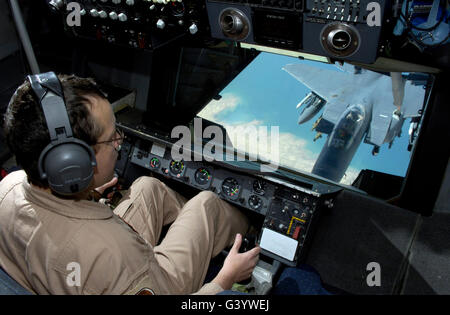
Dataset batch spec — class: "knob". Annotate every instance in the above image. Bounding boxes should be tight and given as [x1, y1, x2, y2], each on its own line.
[126, 0, 135, 5]
[80, 9, 86, 16]
[90, 9, 99, 17]
[189, 23, 198, 34]
[112, 0, 121, 4]
[49, 0, 64, 10]
[118, 13, 128, 22]
[219, 9, 250, 40]
[156, 19, 165, 29]
[109, 11, 118, 20]
[99, 10, 108, 19]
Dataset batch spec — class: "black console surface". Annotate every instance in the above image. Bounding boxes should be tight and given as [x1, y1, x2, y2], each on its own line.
[115, 121, 341, 266]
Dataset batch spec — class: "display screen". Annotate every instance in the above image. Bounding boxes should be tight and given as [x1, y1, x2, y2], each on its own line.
[253, 9, 302, 48]
[198, 52, 431, 201]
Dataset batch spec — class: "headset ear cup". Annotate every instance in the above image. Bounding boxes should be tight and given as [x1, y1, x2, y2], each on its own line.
[39, 140, 97, 195]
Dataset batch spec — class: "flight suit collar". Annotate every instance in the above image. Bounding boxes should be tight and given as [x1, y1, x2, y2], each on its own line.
[22, 176, 113, 220]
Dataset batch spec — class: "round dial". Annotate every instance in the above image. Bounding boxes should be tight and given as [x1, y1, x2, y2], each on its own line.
[222, 178, 240, 198]
[150, 157, 160, 169]
[252, 180, 266, 195]
[170, 2, 185, 17]
[248, 195, 263, 210]
[169, 160, 185, 175]
[195, 168, 212, 185]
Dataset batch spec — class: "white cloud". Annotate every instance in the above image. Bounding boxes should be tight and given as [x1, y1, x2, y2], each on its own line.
[341, 167, 360, 185]
[198, 93, 241, 123]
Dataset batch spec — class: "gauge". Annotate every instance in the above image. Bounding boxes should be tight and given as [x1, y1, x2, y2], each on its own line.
[252, 180, 266, 195]
[170, 1, 185, 17]
[195, 168, 212, 185]
[222, 178, 240, 198]
[169, 160, 185, 175]
[149, 157, 160, 169]
[248, 195, 263, 211]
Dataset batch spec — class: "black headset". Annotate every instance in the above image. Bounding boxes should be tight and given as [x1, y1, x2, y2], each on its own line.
[27, 72, 97, 195]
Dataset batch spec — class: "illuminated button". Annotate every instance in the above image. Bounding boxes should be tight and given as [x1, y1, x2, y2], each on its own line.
[189, 23, 198, 35]
[293, 226, 301, 240]
[156, 19, 165, 29]
[109, 11, 118, 20]
[90, 9, 99, 17]
[118, 13, 128, 22]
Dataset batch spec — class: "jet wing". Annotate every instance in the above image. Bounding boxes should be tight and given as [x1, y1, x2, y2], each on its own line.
[365, 76, 426, 147]
[283, 63, 355, 126]
[402, 80, 427, 118]
[366, 104, 393, 146]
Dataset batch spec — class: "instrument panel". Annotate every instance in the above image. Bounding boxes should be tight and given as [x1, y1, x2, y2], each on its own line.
[56, 0, 208, 50]
[120, 133, 328, 266]
[129, 139, 276, 216]
[51, 0, 386, 63]
[205, 0, 387, 63]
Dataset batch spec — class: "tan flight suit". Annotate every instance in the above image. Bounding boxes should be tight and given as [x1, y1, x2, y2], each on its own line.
[0, 171, 248, 294]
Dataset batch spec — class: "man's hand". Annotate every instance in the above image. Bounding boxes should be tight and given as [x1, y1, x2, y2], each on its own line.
[93, 176, 118, 199]
[212, 233, 261, 290]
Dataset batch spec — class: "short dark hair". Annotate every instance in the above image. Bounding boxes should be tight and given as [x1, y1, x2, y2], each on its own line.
[3, 74, 107, 189]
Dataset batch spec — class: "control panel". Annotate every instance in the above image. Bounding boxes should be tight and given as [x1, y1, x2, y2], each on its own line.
[128, 138, 275, 216]
[118, 128, 329, 266]
[53, 0, 208, 50]
[205, 0, 387, 63]
[307, 0, 367, 24]
[303, 0, 387, 62]
[51, 0, 387, 62]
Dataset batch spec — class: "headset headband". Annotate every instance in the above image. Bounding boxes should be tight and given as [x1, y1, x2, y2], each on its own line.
[27, 72, 74, 142]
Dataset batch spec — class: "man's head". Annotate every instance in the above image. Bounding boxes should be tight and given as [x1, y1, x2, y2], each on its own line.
[3, 74, 121, 196]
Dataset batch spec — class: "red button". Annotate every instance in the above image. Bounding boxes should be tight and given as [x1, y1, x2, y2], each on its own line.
[293, 226, 301, 240]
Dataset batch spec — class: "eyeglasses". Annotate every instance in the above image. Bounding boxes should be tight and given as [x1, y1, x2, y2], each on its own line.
[95, 128, 124, 152]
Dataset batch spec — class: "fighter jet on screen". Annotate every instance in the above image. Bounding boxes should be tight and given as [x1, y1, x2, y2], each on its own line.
[283, 62, 427, 183]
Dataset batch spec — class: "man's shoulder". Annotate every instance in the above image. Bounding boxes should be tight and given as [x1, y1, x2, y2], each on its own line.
[0, 170, 27, 200]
